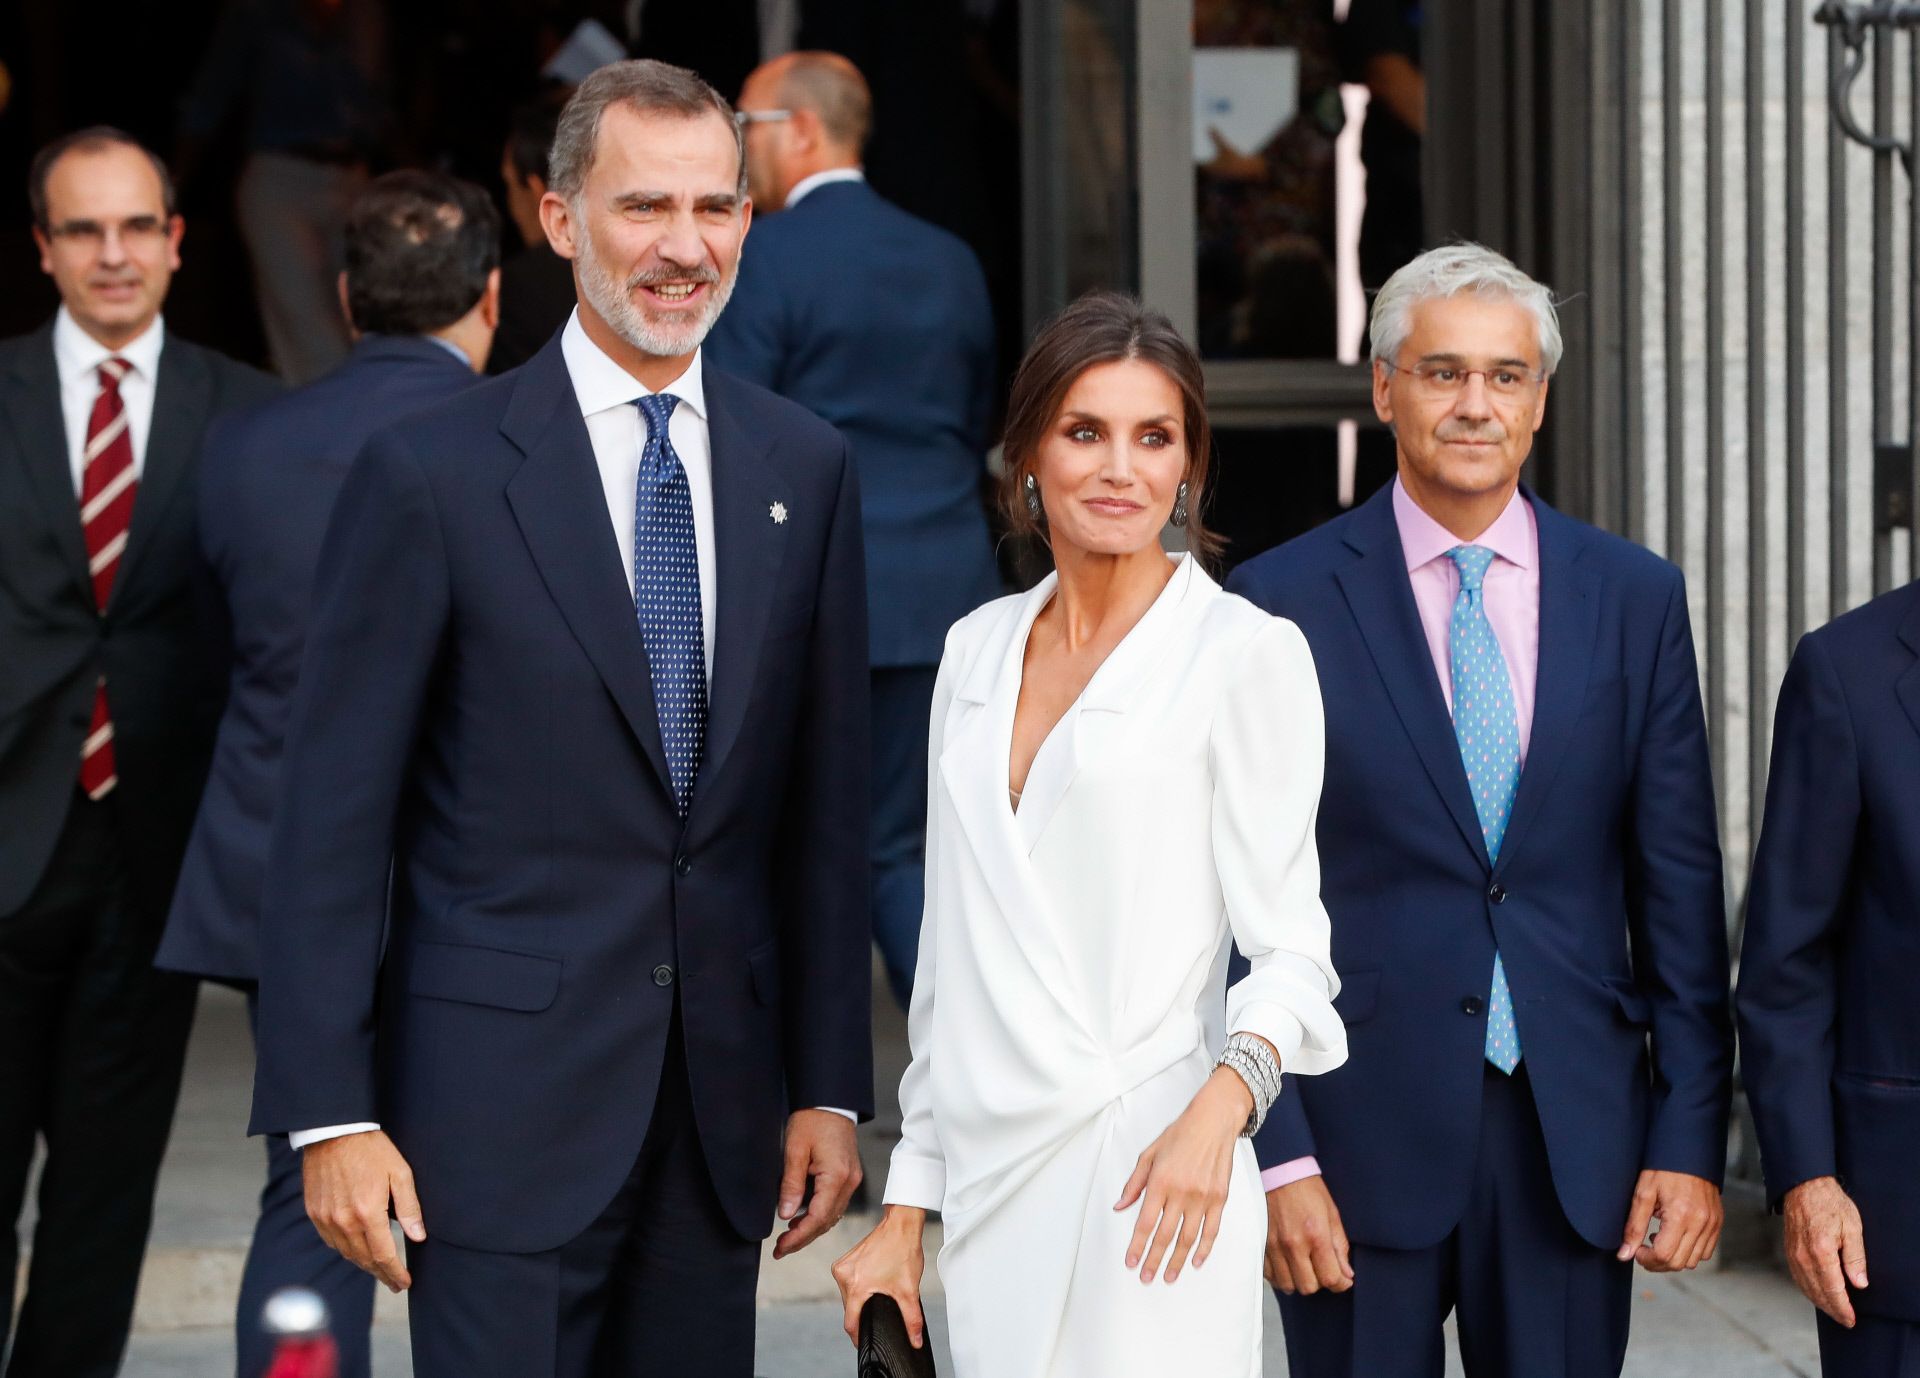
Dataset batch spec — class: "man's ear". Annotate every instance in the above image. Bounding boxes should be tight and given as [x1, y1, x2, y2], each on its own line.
[538, 190, 577, 260]
[481, 267, 502, 329]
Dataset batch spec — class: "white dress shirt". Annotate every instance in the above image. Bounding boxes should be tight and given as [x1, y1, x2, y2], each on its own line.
[782, 166, 865, 210]
[293, 311, 850, 1149]
[54, 306, 165, 494]
[561, 308, 718, 677]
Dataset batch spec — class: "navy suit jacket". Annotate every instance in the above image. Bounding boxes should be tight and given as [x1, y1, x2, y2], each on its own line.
[706, 179, 1001, 667]
[159, 336, 481, 983]
[1227, 484, 1733, 1252]
[1739, 580, 1920, 1321]
[249, 336, 873, 1254]
[0, 323, 278, 921]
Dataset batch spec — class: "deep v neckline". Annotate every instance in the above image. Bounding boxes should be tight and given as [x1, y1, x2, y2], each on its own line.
[1005, 557, 1186, 819]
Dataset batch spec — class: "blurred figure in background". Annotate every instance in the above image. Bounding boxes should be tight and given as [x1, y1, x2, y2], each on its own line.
[711, 50, 1002, 1010]
[157, 169, 500, 1378]
[0, 127, 278, 1378]
[178, 0, 391, 384]
[491, 86, 579, 375]
[1340, 0, 1426, 297]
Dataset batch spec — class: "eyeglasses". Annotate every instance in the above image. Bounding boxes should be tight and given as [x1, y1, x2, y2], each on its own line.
[44, 215, 171, 251]
[734, 109, 792, 127]
[1380, 358, 1546, 399]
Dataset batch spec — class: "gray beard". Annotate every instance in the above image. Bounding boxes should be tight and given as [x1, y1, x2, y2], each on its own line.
[574, 226, 735, 358]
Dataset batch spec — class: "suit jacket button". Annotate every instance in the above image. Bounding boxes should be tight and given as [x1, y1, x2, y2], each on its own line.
[1487, 883, 1507, 904]
[1462, 996, 1485, 1017]
[652, 964, 675, 987]
[674, 854, 692, 878]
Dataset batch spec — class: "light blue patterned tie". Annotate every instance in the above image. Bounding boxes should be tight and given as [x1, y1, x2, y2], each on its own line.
[1448, 545, 1523, 1075]
[633, 393, 706, 821]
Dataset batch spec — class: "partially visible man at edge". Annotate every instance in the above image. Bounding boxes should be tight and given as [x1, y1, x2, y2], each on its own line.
[0, 127, 278, 1377]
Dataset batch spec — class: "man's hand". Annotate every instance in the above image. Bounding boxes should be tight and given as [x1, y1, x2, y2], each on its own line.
[302, 1130, 425, 1292]
[1617, 1169, 1723, 1272]
[1264, 1176, 1354, 1295]
[773, 1109, 862, 1260]
[1783, 1176, 1869, 1327]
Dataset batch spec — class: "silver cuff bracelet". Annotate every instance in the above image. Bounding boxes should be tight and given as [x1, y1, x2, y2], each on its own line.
[1218, 1032, 1283, 1138]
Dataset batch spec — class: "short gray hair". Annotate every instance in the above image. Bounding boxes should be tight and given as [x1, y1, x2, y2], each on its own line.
[548, 59, 746, 202]
[1369, 243, 1565, 376]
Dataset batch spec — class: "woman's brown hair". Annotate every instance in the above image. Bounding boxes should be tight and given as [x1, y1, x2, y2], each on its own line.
[999, 290, 1222, 566]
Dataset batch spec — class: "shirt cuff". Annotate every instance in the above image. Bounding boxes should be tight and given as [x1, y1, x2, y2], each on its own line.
[289, 1122, 382, 1151]
[814, 1107, 857, 1124]
[1260, 1156, 1323, 1192]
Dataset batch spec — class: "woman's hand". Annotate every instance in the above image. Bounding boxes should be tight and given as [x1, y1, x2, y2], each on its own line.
[1114, 1065, 1253, 1284]
[831, 1204, 928, 1348]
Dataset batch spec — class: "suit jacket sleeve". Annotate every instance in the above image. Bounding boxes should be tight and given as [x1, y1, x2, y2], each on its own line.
[774, 439, 873, 1116]
[1735, 631, 1854, 1202]
[1627, 571, 1735, 1183]
[249, 427, 450, 1135]
[882, 628, 961, 1210]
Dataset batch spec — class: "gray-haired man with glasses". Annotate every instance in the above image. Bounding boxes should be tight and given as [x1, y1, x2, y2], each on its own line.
[1227, 243, 1733, 1377]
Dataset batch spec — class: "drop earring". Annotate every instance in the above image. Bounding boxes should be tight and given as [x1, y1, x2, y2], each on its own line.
[1171, 480, 1190, 528]
[1024, 473, 1043, 521]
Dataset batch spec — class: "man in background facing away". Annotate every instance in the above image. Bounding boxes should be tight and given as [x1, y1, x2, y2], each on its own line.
[710, 50, 1002, 1009]
[158, 169, 501, 1378]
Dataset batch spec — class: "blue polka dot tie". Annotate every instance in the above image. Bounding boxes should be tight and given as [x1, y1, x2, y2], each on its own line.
[633, 393, 706, 821]
[1448, 545, 1523, 1075]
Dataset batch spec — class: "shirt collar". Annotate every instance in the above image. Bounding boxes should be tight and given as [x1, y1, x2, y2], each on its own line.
[53, 305, 165, 388]
[559, 307, 707, 422]
[421, 333, 472, 369]
[784, 166, 865, 209]
[1391, 475, 1536, 573]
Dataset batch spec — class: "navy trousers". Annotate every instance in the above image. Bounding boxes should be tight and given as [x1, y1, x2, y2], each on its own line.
[870, 665, 938, 1009]
[236, 994, 375, 1378]
[1820, 1312, 1920, 1377]
[1276, 1064, 1633, 1378]
[404, 1010, 761, 1378]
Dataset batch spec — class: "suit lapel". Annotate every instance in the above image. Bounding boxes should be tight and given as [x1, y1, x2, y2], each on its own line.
[501, 341, 673, 800]
[0, 327, 91, 599]
[1493, 495, 1599, 874]
[1895, 590, 1920, 742]
[695, 373, 791, 798]
[116, 337, 212, 602]
[1334, 488, 1491, 868]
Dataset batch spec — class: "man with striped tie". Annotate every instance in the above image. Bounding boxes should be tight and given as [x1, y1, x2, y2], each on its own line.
[250, 62, 870, 1377]
[0, 128, 277, 1376]
[1227, 244, 1734, 1377]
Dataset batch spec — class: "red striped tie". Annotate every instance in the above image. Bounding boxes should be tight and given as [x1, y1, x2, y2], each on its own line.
[78, 356, 138, 801]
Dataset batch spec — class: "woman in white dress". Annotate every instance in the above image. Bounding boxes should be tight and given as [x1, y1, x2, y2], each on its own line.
[831, 293, 1348, 1376]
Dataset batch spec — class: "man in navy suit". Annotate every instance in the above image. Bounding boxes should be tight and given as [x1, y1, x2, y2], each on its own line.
[1740, 582, 1920, 1375]
[250, 61, 871, 1378]
[157, 169, 502, 1378]
[709, 51, 1001, 1007]
[1227, 244, 1734, 1376]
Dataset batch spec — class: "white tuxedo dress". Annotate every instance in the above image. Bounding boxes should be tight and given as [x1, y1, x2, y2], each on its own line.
[882, 556, 1348, 1377]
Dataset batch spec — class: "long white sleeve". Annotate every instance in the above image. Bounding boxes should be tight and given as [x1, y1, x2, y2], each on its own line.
[1212, 618, 1348, 1078]
[882, 642, 960, 1210]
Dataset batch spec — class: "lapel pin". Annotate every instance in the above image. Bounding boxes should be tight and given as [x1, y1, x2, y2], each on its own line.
[769, 501, 788, 525]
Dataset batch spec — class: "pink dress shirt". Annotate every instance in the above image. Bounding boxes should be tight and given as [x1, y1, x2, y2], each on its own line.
[1260, 478, 1541, 1192]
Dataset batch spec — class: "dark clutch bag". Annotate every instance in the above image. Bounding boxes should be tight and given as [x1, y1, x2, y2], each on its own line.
[857, 1294, 937, 1378]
